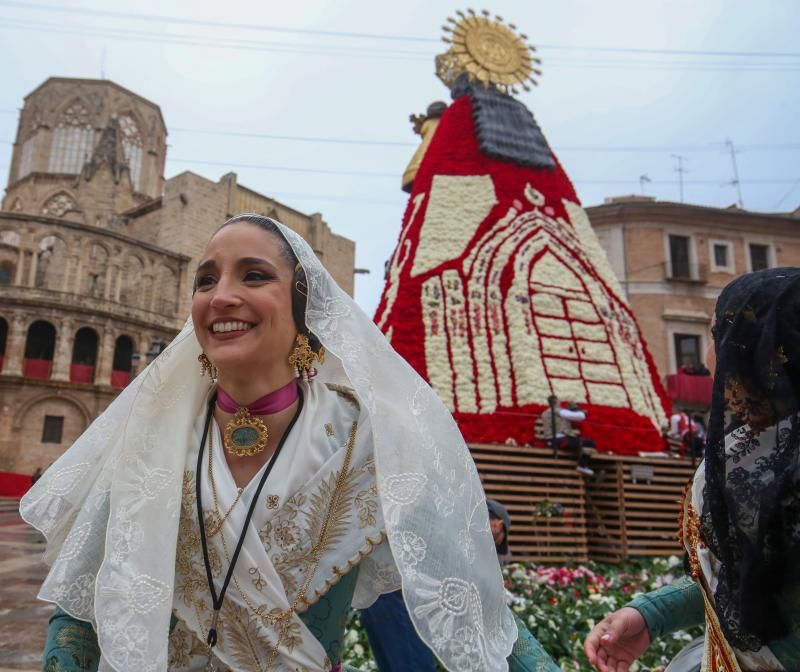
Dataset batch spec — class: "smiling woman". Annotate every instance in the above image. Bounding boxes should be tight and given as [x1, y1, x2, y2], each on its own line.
[20, 214, 559, 672]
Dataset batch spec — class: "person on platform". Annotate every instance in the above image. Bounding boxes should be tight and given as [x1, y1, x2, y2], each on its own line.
[22, 214, 559, 672]
[540, 396, 596, 476]
[584, 267, 800, 672]
[667, 410, 704, 458]
[487, 498, 512, 559]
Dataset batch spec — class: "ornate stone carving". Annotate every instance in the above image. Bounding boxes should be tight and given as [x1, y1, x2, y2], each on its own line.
[41, 193, 78, 218]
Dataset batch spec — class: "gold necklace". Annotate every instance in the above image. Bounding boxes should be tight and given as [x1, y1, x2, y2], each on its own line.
[207, 427, 244, 538]
[223, 407, 269, 457]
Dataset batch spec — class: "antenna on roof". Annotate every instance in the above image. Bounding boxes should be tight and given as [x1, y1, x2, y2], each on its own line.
[725, 139, 744, 208]
[671, 154, 687, 203]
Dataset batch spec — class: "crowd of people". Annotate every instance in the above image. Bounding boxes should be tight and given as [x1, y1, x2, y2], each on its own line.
[19, 214, 800, 672]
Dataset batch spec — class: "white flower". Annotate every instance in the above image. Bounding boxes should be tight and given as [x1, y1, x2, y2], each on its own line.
[353, 643, 365, 657]
[344, 629, 360, 646]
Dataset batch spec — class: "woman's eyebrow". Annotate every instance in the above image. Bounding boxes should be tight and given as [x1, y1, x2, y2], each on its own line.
[238, 257, 278, 269]
[195, 259, 216, 273]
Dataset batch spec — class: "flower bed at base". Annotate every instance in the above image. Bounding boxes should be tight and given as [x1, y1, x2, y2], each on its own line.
[342, 557, 704, 672]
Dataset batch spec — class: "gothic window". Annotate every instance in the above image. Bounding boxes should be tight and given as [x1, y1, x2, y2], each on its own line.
[41, 192, 78, 218]
[72, 327, 99, 367]
[16, 111, 43, 180]
[119, 114, 143, 191]
[48, 102, 94, 174]
[24, 320, 56, 360]
[17, 136, 37, 180]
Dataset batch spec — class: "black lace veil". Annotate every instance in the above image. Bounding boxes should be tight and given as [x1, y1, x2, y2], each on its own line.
[700, 267, 800, 650]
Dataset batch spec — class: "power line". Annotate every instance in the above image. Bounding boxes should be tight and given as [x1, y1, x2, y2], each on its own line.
[0, 19, 432, 61]
[772, 178, 800, 209]
[170, 127, 416, 148]
[3, 132, 800, 154]
[0, 0, 438, 43]
[164, 157, 800, 184]
[3, 0, 800, 61]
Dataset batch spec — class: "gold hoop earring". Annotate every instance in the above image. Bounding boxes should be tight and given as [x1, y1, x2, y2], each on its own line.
[198, 353, 217, 381]
[288, 334, 324, 380]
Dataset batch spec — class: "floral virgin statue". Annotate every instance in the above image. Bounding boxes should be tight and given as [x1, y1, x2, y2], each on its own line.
[376, 11, 670, 453]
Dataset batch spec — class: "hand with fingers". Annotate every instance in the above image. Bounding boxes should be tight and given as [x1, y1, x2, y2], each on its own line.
[584, 606, 651, 672]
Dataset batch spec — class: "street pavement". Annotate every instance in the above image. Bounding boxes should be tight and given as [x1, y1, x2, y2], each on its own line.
[0, 497, 48, 671]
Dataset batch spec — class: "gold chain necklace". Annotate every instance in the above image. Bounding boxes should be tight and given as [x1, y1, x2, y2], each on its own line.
[207, 427, 244, 538]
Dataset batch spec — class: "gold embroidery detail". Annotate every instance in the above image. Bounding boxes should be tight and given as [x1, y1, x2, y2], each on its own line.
[323, 383, 360, 409]
[324, 423, 334, 437]
[678, 485, 702, 579]
[679, 484, 742, 672]
[266, 494, 279, 510]
[206, 421, 362, 668]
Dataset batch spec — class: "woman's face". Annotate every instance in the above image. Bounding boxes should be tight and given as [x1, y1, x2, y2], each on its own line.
[192, 223, 297, 381]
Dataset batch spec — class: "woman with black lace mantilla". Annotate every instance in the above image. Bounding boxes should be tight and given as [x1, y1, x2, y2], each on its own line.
[585, 267, 800, 672]
[22, 214, 558, 672]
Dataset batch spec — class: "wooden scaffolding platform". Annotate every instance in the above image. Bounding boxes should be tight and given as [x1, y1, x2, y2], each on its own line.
[470, 442, 697, 564]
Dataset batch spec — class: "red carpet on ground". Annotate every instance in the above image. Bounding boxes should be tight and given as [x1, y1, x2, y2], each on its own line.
[0, 471, 32, 498]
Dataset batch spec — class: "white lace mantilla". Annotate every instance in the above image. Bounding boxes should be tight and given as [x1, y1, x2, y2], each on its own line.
[19, 217, 516, 672]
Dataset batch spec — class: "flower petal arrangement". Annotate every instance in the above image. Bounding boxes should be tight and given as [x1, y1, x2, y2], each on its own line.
[344, 557, 702, 671]
[375, 74, 671, 454]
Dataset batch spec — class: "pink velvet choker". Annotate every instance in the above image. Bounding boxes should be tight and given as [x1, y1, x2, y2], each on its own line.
[216, 379, 299, 415]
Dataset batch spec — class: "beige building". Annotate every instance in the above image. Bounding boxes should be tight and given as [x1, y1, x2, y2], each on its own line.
[0, 77, 355, 474]
[587, 195, 800, 381]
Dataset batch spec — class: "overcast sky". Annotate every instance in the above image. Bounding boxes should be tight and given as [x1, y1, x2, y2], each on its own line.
[1, 0, 798, 314]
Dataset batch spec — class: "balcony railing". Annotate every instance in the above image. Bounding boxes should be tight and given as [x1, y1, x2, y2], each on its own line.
[111, 369, 131, 389]
[70, 363, 95, 384]
[23, 358, 52, 379]
[663, 262, 708, 283]
[665, 371, 713, 406]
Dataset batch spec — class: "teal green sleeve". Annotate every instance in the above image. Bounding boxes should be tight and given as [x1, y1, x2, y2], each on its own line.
[44, 609, 178, 672]
[301, 565, 360, 665]
[43, 608, 101, 672]
[626, 575, 705, 639]
[507, 613, 561, 672]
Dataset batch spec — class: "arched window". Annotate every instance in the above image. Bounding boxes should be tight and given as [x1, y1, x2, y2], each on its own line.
[111, 335, 135, 388]
[23, 320, 56, 379]
[0, 316, 7, 372]
[119, 114, 143, 191]
[48, 102, 94, 174]
[71, 326, 98, 383]
[0, 261, 14, 285]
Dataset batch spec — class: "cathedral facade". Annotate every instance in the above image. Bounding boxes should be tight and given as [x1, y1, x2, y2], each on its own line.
[0, 77, 355, 474]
